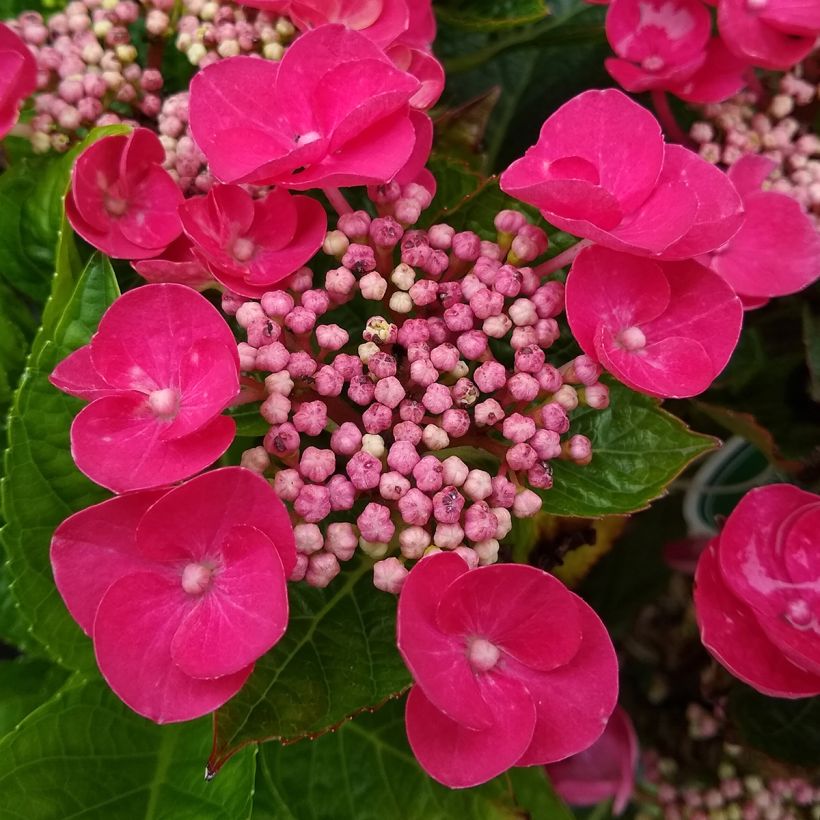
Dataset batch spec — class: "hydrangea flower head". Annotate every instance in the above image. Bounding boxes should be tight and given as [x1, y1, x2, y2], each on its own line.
[694, 483, 820, 698]
[0, 22, 36, 138]
[546, 706, 639, 815]
[50, 283, 240, 492]
[189, 25, 429, 189]
[66, 128, 184, 260]
[565, 245, 743, 398]
[180, 184, 327, 297]
[396, 552, 618, 787]
[50, 467, 296, 722]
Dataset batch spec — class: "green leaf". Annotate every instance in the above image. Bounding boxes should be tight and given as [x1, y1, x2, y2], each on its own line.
[0, 658, 69, 739]
[0, 252, 119, 669]
[539, 380, 717, 517]
[729, 685, 820, 767]
[422, 154, 486, 225]
[227, 403, 269, 438]
[802, 303, 820, 403]
[435, 0, 548, 30]
[252, 697, 571, 820]
[0, 678, 256, 819]
[210, 558, 411, 773]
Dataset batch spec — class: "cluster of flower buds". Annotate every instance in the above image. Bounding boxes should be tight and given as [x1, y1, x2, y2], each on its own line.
[229, 193, 607, 592]
[156, 92, 213, 195]
[175, 0, 295, 67]
[690, 68, 820, 221]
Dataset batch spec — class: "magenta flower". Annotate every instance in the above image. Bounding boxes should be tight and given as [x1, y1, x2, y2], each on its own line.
[396, 552, 618, 788]
[718, 0, 819, 70]
[66, 128, 184, 260]
[50, 284, 240, 493]
[180, 184, 327, 298]
[565, 245, 742, 398]
[604, 0, 712, 94]
[132, 236, 214, 290]
[189, 25, 427, 189]
[694, 484, 820, 698]
[499, 90, 743, 258]
[50, 467, 296, 722]
[546, 706, 639, 815]
[0, 22, 36, 139]
[703, 155, 820, 299]
[666, 37, 750, 104]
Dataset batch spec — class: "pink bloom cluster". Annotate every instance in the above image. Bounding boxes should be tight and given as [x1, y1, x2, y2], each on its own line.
[694, 483, 820, 698]
[0, 22, 36, 139]
[597, 0, 820, 102]
[229, 197, 607, 588]
[51, 283, 240, 492]
[396, 552, 618, 787]
[51, 467, 296, 722]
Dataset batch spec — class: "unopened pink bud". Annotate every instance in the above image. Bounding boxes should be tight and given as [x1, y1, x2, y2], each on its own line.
[430, 343, 459, 372]
[287, 351, 317, 379]
[532, 281, 564, 319]
[541, 402, 570, 433]
[373, 557, 408, 594]
[261, 393, 291, 425]
[480, 241, 503, 261]
[347, 450, 382, 490]
[299, 446, 335, 483]
[333, 354, 362, 381]
[562, 354, 601, 386]
[502, 413, 536, 443]
[239, 446, 270, 474]
[441, 408, 470, 438]
[290, 553, 308, 582]
[342, 243, 377, 274]
[358, 502, 395, 543]
[536, 364, 563, 393]
[584, 382, 610, 409]
[379, 470, 411, 501]
[507, 373, 539, 402]
[512, 488, 542, 517]
[273, 468, 303, 501]
[337, 210, 371, 241]
[293, 400, 327, 436]
[474, 360, 507, 393]
[325, 267, 356, 300]
[409, 279, 438, 307]
[427, 223, 454, 249]
[314, 365, 344, 397]
[509, 298, 537, 326]
[470, 287, 504, 320]
[492, 507, 513, 539]
[474, 539, 500, 565]
[413, 455, 444, 493]
[261, 290, 295, 317]
[553, 384, 579, 411]
[359, 271, 387, 300]
[506, 442, 538, 471]
[265, 371, 294, 396]
[464, 501, 498, 542]
[490, 475, 516, 508]
[451, 231, 481, 261]
[564, 434, 593, 465]
[327, 475, 356, 511]
[284, 306, 316, 335]
[238, 342, 257, 371]
[528, 461, 554, 489]
[454, 546, 480, 569]
[294, 484, 332, 523]
[363, 402, 393, 434]
[398, 488, 433, 526]
[256, 341, 290, 372]
[347, 375, 376, 406]
[399, 399, 425, 424]
[374, 376, 405, 409]
[474, 398, 505, 427]
[325, 522, 358, 561]
[399, 525, 431, 558]
[368, 352, 397, 379]
[494, 209, 527, 234]
[294, 523, 323, 555]
[369, 215, 403, 248]
[457, 330, 488, 360]
[433, 522, 464, 548]
[301, 289, 330, 316]
[422, 383, 453, 415]
[514, 344, 545, 374]
[393, 421, 422, 444]
[408, 357, 437, 388]
[306, 551, 341, 588]
[494, 265, 522, 298]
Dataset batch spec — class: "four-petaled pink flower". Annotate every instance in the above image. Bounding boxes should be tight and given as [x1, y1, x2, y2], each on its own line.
[397, 552, 618, 788]
[703, 155, 820, 300]
[565, 245, 743, 398]
[50, 283, 240, 493]
[694, 483, 820, 699]
[546, 706, 639, 815]
[189, 25, 430, 189]
[499, 89, 743, 259]
[0, 22, 37, 139]
[66, 128, 184, 260]
[180, 184, 327, 298]
[50, 467, 297, 722]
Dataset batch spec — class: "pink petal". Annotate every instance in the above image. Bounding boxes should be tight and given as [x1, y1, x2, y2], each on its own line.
[69, 135, 126, 228]
[726, 153, 777, 198]
[396, 552, 494, 730]
[50, 489, 167, 633]
[91, 283, 238, 392]
[779, 501, 820, 585]
[405, 674, 537, 788]
[435, 563, 583, 672]
[93, 571, 253, 722]
[387, 45, 444, 110]
[694, 540, 820, 698]
[513, 596, 619, 765]
[759, 0, 820, 36]
[657, 145, 744, 259]
[132, 235, 214, 289]
[392, 109, 433, 187]
[171, 524, 288, 678]
[669, 37, 750, 104]
[605, 53, 705, 94]
[136, 466, 297, 578]
[71, 395, 236, 492]
[709, 191, 820, 297]
[50, 344, 118, 401]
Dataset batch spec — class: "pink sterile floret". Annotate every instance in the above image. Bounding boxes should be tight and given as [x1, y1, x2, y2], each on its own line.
[132, 235, 214, 290]
[50, 467, 297, 723]
[0, 22, 37, 139]
[546, 705, 639, 815]
[499, 89, 743, 259]
[397, 552, 618, 788]
[718, 0, 820, 71]
[66, 128, 183, 260]
[50, 283, 240, 493]
[189, 25, 430, 189]
[694, 483, 820, 698]
[605, 0, 712, 93]
[565, 245, 742, 399]
[703, 154, 820, 299]
[180, 183, 326, 298]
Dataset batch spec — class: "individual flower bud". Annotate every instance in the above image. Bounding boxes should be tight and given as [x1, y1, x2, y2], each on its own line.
[361, 433, 386, 458]
[325, 522, 358, 561]
[463, 469, 493, 501]
[564, 434, 593, 465]
[359, 538, 389, 559]
[306, 551, 341, 588]
[434, 522, 465, 549]
[373, 557, 408, 594]
[239, 446, 270, 474]
[513, 488, 542, 517]
[492, 507, 513, 540]
[399, 526, 431, 559]
[474, 538, 500, 565]
[294, 483, 332, 523]
[323, 229, 349, 257]
[273, 468, 303, 501]
[359, 271, 387, 300]
[441, 456, 469, 486]
[294, 523, 324, 555]
[422, 424, 449, 451]
[358, 502, 395, 543]
[584, 382, 610, 409]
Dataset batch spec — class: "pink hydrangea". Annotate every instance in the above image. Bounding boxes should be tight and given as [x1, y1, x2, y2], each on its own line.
[565, 245, 743, 398]
[546, 706, 639, 815]
[666, 37, 750, 104]
[499, 89, 743, 258]
[132, 236, 214, 290]
[66, 128, 184, 260]
[397, 552, 618, 787]
[0, 22, 37, 138]
[694, 484, 820, 698]
[703, 155, 820, 299]
[718, 0, 819, 70]
[50, 467, 296, 722]
[189, 25, 430, 189]
[180, 184, 327, 297]
[50, 284, 239, 493]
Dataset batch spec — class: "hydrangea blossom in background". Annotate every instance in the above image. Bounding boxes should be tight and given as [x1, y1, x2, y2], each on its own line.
[51, 283, 240, 492]
[50, 467, 296, 722]
[397, 552, 618, 787]
[0, 21, 36, 138]
[694, 484, 820, 698]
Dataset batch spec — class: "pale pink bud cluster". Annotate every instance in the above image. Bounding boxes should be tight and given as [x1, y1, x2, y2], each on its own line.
[156, 92, 213, 195]
[690, 67, 820, 222]
[235, 200, 606, 590]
